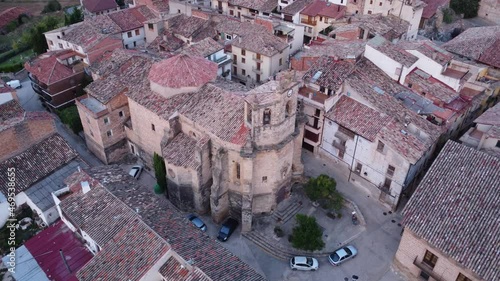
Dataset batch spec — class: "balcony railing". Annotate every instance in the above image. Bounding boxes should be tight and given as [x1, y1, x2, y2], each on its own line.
[252, 67, 262, 74]
[214, 54, 229, 64]
[305, 123, 321, 134]
[252, 55, 263, 62]
[413, 257, 443, 281]
[301, 18, 317, 26]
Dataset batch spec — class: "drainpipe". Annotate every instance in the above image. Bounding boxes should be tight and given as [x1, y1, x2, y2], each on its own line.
[348, 135, 359, 182]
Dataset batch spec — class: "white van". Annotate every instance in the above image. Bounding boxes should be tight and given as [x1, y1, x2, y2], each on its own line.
[6, 80, 21, 89]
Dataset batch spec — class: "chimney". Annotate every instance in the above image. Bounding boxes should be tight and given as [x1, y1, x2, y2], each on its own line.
[81, 181, 90, 194]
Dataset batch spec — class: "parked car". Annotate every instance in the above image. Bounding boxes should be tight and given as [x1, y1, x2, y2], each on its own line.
[187, 214, 207, 232]
[128, 165, 143, 179]
[328, 245, 358, 266]
[290, 256, 319, 271]
[6, 80, 21, 89]
[217, 218, 238, 242]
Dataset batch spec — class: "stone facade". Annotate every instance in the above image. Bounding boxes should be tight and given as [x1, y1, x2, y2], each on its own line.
[394, 229, 481, 281]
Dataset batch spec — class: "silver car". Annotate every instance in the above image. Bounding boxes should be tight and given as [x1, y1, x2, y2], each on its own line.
[290, 256, 319, 271]
[328, 245, 358, 266]
[128, 165, 143, 179]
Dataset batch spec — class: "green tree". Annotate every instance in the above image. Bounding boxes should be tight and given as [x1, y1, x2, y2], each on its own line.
[65, 8, 83, 26]
[42, 0, 62, 13]
[291, 214, 325, 251]
[450, 0, 480, 18]
[305, 174, 337, 201]
[57, 106, 83, 134]
[153, 152, 168, 196]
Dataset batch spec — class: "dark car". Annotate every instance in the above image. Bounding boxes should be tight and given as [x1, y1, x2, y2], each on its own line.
[217, 218, 238, 242]
[187, 214, 207, 232]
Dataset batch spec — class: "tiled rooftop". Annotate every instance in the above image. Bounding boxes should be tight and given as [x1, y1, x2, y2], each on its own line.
[77, 217, 171, 281]
[296, 39, 365, 60]
[25, 50, 83, 85]
[327, 96, 391, 142]
[442, 26, 500, 68]
[406, 68, 460, 104]
[107, 5, 157, 32]
[231, 27, 289, 57]
[149, 53, 218, 89]
[367, 36, 418, 68]
[0, 133, 77, 195]
[82, 0, 117, 13]
[301, 0, 346, 19]
[182, 37, 223, 58]
[0, 7, 30, 30]
[229, 0, 278, 13]
[420, 0, 449, 18]
[163, 132, 199, 169]
[0, 99, 24, 131]
[165, 14, 216, 40]
[474, 102, 500, 126]
[398, 39, 453, 66]
[281, 0, 314, 15]
[62, 21, 121, 51]
[85, 165, 267, 281]
[303, 56, 355, 91]
[333, 14, 409, 41]
[25, 159, 87, 212]
[402, 141, 500, 281]
[159, 256, 212, 281]
[346, 59, 441, 162]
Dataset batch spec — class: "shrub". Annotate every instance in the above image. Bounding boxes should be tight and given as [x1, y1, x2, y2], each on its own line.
[153, 152, 168, 196]
[442, 8, 453, 24]
[0, 49, 17, 64]
[42, 0, 62, 13]
[450, 0, 480, 18]
[337, 213, 342, 219]
[290, 214, 324, 251]
[57, 106, 83, 134]
[306, 174, 344, 211]
[0, 62, 23, 73]
[274, 226, 284, 237]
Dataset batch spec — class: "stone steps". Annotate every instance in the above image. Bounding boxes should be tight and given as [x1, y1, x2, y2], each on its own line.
[272, 200, 303, 223]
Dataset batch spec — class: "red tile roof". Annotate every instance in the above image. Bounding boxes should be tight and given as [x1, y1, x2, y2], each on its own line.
[107, 5, 157, 32]
[0, 7, 30, 30]
[301, 0, 346, 19]
[0, 99, 24, 130]
[82, 0, 117, 13]
[24, 50, 81, 85]
[24, 220, 93, 281]
[163, 132, 199, 169]
[159, 256, 212, 281]
[0, 133, 77, 195]
[327, 96, 391, 142]
[229, 0, 277, 13]
[402, 141, 500, 281]
[421, 0, 449, 19]
[149, 53, 218, 89]
[406, 68, 460, 104]
[303, 56, 355, 91]
[474, 102, 500, 126]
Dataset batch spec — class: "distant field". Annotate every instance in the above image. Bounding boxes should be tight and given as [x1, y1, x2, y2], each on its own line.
[0, 0, 80, 16]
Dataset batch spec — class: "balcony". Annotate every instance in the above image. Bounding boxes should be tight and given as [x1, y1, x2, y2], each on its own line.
[213, 54, 231, 65]
[332, 140, 346, 151]
[298, 86, 329, 104]
[301, 18, 317, 26]
[252, 66, 262, 74]
[252, 55, 263, 63]
[304, 130, 320, 145]
[413, 257, 443, 281]
[305, 122, 321, 134]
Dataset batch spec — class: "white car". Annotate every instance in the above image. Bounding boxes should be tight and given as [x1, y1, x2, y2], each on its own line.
[6, 80, 21, 89]
[128, 165, 143, 179]
[290, 256, 319, 271]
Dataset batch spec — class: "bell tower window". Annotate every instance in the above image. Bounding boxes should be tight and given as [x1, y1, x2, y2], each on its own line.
[285, 101, 292, 118]
[263, 109, 271, 125]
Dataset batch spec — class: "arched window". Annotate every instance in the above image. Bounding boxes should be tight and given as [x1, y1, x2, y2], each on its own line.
[285, 101, 292, 117]
[263, 109, 271, 125]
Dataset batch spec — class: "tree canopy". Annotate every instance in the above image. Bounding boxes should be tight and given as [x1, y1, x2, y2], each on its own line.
[450, 0, 480, 18]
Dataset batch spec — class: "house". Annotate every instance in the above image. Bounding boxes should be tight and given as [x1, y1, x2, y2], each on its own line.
[133, 0, 170, 17]
[169, 0, 220, 16]
[2, 220, 93, 281]
[80, 0, 119, 16]
[53, 165, 267, 281]
[280, 0, 314, 23]
[107, 5, 158, 48]
[320, 59, 440, 208]
[478, 0, 500, 25]
[24, 50, 87, 110]
[291, 38, 365, 71]
[183, 37, 232, 79]
[299, 0, 346, 40]
[211, 0, 278, 18]
[395, 140, 500, 281]
[299, 57, 355, 153]
[0, 7, 30, 35]
[329, 14, 410, 41]
[419, 0, 449, 27]
[360, 0, 425, 40]
[460, 102, 500, 157]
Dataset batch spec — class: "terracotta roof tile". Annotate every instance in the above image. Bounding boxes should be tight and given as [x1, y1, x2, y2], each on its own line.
[149, 53, 218, 88]
[282, 0, 314, 15]
[25, 50, 82, 85]
[402, 141, 500, 281]
[163, 132, 199, 169]
[303, 56, 355, 91]
[166, 13, 216, 40]
[301, 0, 346, 18]
[82, 0, 117, 13]
[183, 37, 223, 58]
[0, 133, 77, 195]
[367, 36, 419, 68]
[0, 99, 24, 130]
[333, 14, 409, 41]
[406, 68, 459, 104]
[159, 256, 212, 281]
[295, 39, 365, 60]
[398, 40, 453, 66]
[229, 0, 278, 13]
[231, 26, 288, 57]
[442, 26, 500, 67]
[108, 5, 157, 31]
[327, 96, 391, 141]
[420, 0, 449, 19]
[86, 166, 267, 281]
